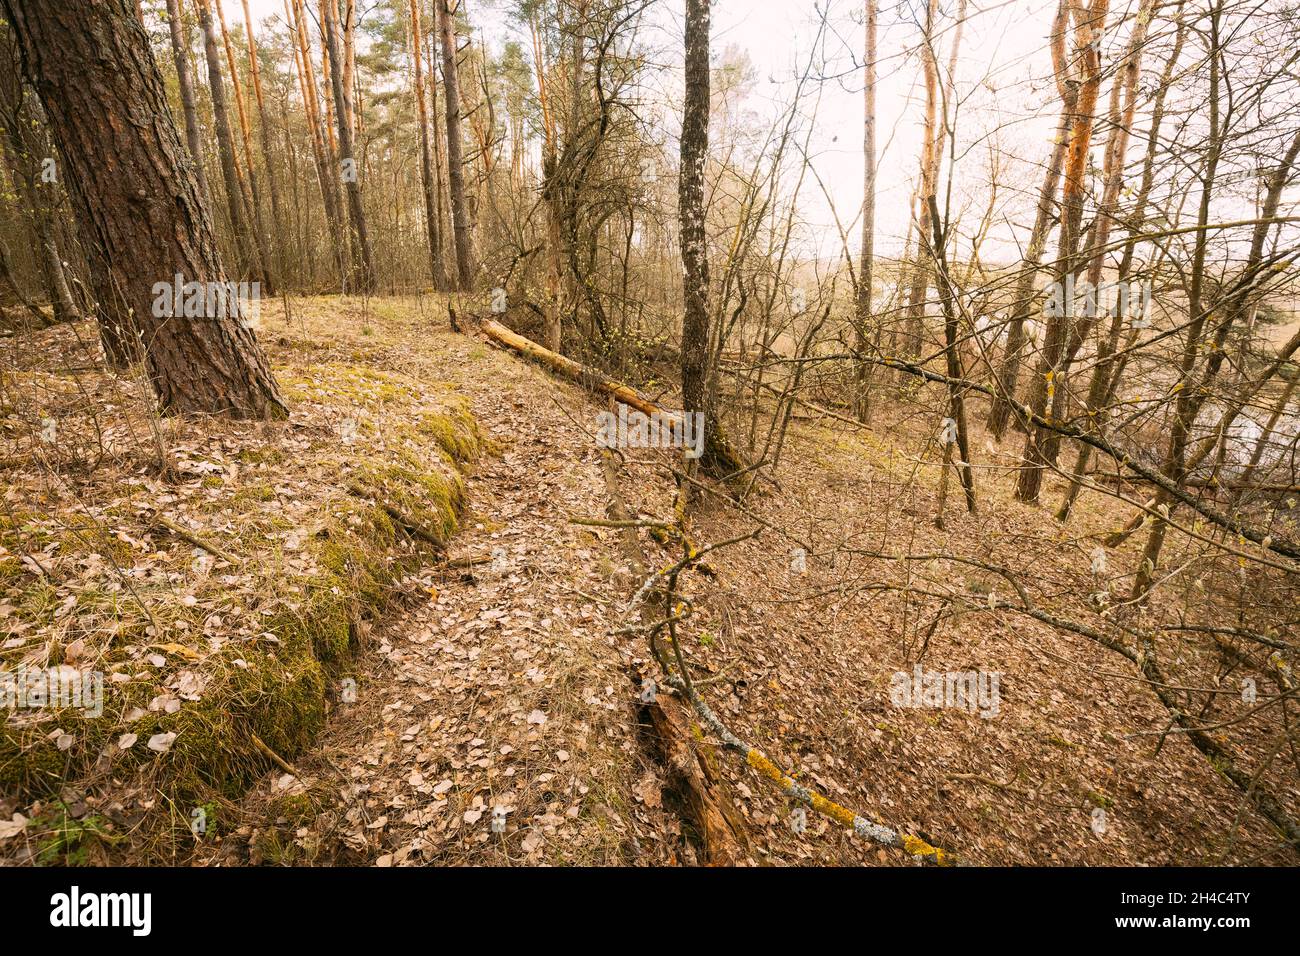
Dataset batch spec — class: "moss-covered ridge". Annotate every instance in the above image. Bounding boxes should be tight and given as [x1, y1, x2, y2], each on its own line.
[1, 370, 482, 853]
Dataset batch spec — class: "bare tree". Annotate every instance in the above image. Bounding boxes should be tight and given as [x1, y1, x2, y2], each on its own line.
[437, 0, 477, 288]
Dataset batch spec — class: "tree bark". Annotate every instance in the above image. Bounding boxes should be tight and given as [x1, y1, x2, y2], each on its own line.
[410, 0, 448, 291]
[899, 0, 940, 361]
[1055, 0, 1160, 520]
[854, 0, 877, 421]
[437, 0, 476, 289]
[1016, 0, 1110, 504]
[240, 0, 287, 283]
[213, 0, 274, 293]
[0, 38, 78, 325]
[165, 0, 211, 206]
[196, 0, 257, 281]
[987, 1, 1072, 440]
[680, 0, 714, 468]
[3, 0, 286, 418]
[322, 0, 376, 292]
[286, 0, 348, 285]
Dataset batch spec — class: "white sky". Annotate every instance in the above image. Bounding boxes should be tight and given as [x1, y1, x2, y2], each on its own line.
[228, 0, 1127, 263]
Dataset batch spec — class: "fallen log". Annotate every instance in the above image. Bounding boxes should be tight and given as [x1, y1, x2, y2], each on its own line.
[480, 318, 663, 417]
[599, 448, 750, 865]
[477, 318, 747, 478]
[644, 691, 750, 865]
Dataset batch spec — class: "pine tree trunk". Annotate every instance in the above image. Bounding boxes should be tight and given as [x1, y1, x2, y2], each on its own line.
[196, 0, 256, 280]
[2, 0, 286, 418]
[165, 0, 211, 205]
[286, 0, 348, 285]
[241, 0, 284, 273]
[410, 0, 447, 291]
[213, 0, 274, 291]
[437, 0, 476, 289]
[323, 0, 376, 292]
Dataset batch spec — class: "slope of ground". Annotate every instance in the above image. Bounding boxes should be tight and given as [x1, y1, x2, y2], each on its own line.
[203, 296, 1294, 866]
[2, 295, 1294, 865]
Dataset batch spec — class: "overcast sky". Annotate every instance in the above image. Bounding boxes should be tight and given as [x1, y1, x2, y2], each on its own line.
[229, 0, 1122, 263]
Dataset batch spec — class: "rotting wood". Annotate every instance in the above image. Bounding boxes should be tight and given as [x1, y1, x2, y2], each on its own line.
[599, 448, 749, 865]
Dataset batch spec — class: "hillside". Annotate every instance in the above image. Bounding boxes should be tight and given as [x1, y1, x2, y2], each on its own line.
[5, 296, 1291, 866]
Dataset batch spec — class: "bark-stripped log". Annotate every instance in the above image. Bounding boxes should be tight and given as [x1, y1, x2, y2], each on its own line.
[481, 317, 667, 418]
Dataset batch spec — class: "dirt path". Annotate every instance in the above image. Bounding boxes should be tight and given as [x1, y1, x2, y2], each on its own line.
[194, 301, 1294, 868]
[202, 331, 680, 866]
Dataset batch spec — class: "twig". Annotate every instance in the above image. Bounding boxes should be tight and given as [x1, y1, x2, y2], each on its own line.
[154, 514, 239, 565]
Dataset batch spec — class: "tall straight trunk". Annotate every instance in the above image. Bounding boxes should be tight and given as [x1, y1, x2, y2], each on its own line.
[531, 14, 562, 350]
[287, 0, 347, 285]
[342, 0, 357, 137]
[427, 27, 449, 285]
[1016, 0, 1110, 503]
[928, 195, 977, 513]
[2, 0, 285, 417]
[854, 0, 877, 421]
[988, 0, 1071, 439]
[409, 0, 447, 291]
[196, 0, 256, 281]
[680, 0, 715, 464]
[900, 0, 940, 360]
[437, 0, 476, 288]
[165, 0, 210, 205]
[241, 0, 286, 283]
[214, 0, 273, 292]
[323, 0, 376, 292]
[1055, 0, 1161, 520]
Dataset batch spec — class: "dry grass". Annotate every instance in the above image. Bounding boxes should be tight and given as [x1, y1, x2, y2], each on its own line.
[0, 296, 480, 863]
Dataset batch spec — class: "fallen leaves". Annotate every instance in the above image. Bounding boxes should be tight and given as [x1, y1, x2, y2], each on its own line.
[147, 732, 177, 753]
[0, 814, 28, 841]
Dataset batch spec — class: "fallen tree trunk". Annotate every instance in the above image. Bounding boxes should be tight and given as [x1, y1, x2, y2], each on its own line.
[481, 317, 664, 418]
[644, 691, 750, 865]
[478, 317, 748, 479]
[599, 448, 749, 865]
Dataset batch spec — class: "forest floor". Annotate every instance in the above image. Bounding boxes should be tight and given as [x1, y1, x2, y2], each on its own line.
[2, 295, 1295, 865]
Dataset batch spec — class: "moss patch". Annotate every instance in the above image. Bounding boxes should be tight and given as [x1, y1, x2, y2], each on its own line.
[1, 342, 482, 862]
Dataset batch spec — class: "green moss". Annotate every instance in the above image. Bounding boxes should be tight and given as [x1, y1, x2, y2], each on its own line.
[232, 480, 277, 504]
[236, 447, 284, 466]
[0, 726, 69, 796]
[29, 803, 118, 866]
[353, 459, 466, 548]
[271, 791, 317, 827]
[0, 368, 484, 863]
[1086, 790, 1113, 809]
[416, 402, 482, 464]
